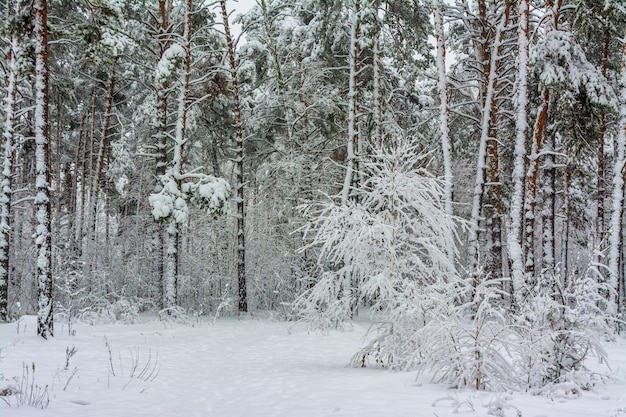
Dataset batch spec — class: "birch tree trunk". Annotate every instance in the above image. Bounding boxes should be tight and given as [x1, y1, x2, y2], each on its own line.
[220, 0, 247, 313]
[34, 0, 53, 338]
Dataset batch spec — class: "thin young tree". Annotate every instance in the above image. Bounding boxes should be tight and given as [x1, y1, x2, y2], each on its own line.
[433, 0, 453, 216]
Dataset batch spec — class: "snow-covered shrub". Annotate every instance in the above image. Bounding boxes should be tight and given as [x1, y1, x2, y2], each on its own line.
[158, 305, 189, 324]
[297, 139, 461, 355]
[515, 265, 613, 393]
[76, 295, 146, 325]
[295, 271, 353, 332]
[419, 277, 520, 391]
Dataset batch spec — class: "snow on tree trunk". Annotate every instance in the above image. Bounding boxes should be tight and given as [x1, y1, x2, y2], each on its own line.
[524, 86, 549, 286]
[220, 0, 247, 313]
[559, 152, 570, 287]
[596, 28, 610, 256]
[508, 0, 529, 309]
[342, 0, 361, 207]
[541, 122, 556, 273]
[153, 0, 171, 307]
[372, 1, 383, 149]
[0, 0, 20, 322]
[34, 0, 53, 339]
[608, 38, 626, 316]
[433, 0, 453, 217]
[161, 0, 192, 311]
[466, 11, 506, 285]
[524, 0, 561, 288]
[89, 61, 117, 270]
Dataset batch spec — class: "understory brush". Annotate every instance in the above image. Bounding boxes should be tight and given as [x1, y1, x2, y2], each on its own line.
[103, 336, 160, 391]
[0, 363, 49, 409]
[514, 266, 613, 394]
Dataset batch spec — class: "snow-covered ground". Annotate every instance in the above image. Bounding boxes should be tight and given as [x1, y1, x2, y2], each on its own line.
[1, 315, 624, 417]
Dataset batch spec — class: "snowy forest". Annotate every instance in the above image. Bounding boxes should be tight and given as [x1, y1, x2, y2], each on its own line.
[1, 0, 626, 413]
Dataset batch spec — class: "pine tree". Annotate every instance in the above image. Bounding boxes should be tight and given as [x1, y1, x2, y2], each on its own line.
[33, 0, 53, 338]
[220, 0, 247, 313]
[508, 0, 530, 308]
[0, 0, 22, 322]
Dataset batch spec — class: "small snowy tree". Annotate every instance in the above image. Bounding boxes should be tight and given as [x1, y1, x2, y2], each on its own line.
[297, 139, 460, 366]
[419, 276, 520, 391]
[515, 263, 613, 392]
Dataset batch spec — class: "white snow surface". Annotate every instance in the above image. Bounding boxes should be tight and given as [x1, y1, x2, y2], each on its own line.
[1, 315, 625, 417]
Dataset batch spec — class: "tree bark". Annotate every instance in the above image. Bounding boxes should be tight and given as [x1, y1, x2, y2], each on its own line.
[0, 0, 21, 322]
[342, 0, 361, 206]
[153, 0, 171, 307]
[608, 38, 626, 317]
[34, 0, 53, 339]
[467, 9, 506, 283]
[89, 61, 117, 270]
[163, 0, 193, 311]
[220, 0, 247, 313]
[508, 0, 529, 308]
[433, 0, 453, 216]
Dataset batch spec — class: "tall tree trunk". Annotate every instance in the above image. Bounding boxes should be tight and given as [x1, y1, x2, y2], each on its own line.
[373, 0, 383, 149]
[163, 0, 193, 311]
[220, 0, 247, 313]
[485, 1, 510, 282]
[524, 86, 549, 284]
[596, 27, 610, 253]
[89, 62, 117, 270]
[541, 120, 556, 274]
[560, 148, 570, 287]
[467, 10, 506, 284]
[608, 38, 626, 317]
[153, 0, 171, 307]
[342, 0, 361, 206]
[508, 0, 529, 308]
[0, 0, 21, 322]
[34, 0, 53, 339]
[524, 0, 560, 287]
